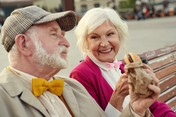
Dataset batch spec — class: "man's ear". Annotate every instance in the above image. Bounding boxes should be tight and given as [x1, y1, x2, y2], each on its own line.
[15, 34, 33, 56]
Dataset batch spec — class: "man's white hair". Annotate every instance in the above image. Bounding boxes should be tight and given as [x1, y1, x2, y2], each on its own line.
[75, 7, 129, 56]
[8, 26, 36, 64]
[8, 44, 19, 64]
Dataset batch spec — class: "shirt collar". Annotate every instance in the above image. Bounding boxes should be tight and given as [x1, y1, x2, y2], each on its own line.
[87, 52, 118, 71]
[9, 66, 53, 82]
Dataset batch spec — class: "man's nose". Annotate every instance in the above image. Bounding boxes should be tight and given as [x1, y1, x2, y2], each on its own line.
[60, 36, 70, 48]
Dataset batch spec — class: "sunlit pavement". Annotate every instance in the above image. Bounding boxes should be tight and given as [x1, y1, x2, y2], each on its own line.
[0, 16, 176, 77]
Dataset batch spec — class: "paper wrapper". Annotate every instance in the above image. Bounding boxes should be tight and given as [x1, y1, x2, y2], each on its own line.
[125, 62, 154, 97]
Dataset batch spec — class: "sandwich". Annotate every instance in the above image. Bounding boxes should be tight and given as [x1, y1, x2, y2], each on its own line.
[124, 52, 154, 97]
[124, 53, 141, 65]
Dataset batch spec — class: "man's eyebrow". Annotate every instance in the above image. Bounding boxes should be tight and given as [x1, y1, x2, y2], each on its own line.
[50, 27, 58, 31]
[61, 31, 65, 36]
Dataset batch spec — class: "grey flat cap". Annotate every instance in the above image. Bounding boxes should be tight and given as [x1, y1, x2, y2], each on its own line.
[1, 6, 77, 52]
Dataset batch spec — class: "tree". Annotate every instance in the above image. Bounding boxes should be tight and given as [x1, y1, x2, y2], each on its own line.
[119, 0, 136, 9]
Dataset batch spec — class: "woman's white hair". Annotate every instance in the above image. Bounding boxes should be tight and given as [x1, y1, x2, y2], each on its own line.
[75, 7, 129, 56]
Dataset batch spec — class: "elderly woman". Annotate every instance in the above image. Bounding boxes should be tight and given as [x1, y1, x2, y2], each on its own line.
[70, 7, 175, 117]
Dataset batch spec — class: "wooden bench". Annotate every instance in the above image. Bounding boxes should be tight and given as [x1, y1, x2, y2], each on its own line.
[138, 43, 176, 113]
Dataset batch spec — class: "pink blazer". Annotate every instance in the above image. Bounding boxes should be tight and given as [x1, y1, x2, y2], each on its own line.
[70, 56, 175, 117]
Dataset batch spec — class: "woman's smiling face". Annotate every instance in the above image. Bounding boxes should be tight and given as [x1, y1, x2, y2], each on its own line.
[87, 20, 120, 63]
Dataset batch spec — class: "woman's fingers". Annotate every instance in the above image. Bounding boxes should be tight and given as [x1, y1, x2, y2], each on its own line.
[148, 84, 161, 99]
[143, 64, 160, 87]
[114, 73, 129, 96]
[144, 68, 155, 76]
[118, 73, 128, 85]
[143, 64, 153, 72]
[121, 74, 129, 95]
[151, 74, 159, 87]
[144, 68, 159, 87]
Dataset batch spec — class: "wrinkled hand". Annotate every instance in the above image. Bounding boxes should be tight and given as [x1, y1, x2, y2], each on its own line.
[130, 64, 161, 116]
[109, 73, 129, 111]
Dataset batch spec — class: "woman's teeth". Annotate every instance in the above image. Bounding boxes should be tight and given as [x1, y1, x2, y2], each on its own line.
[101, 48, 111, 53]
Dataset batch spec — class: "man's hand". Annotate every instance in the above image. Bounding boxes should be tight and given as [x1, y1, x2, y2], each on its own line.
[129, 64, 161, 116]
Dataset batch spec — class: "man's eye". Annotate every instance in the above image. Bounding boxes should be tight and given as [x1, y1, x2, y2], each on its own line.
[52, 33, 57, 36]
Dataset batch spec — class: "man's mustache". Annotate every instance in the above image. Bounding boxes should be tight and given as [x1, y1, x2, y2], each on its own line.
[56, 46, 69, 55]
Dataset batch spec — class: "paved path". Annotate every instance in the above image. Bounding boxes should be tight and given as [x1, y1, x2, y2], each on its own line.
[0, 16, 176, 77]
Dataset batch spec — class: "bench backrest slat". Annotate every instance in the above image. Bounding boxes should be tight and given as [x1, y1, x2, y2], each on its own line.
[148, 52, 176, 70]
[138, 43, 176, 61]
[159, 74, 176, 92]
[136, 43, 176, 112]
[155, 64, 176, 79]
[158, 85, 176, 102]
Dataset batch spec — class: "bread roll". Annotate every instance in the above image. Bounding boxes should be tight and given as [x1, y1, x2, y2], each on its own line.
[124, 52, 141, 64]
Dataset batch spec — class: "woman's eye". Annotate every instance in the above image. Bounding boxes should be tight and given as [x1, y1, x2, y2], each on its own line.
[91, 36, 98, 39]
[108, 33, 114, 36]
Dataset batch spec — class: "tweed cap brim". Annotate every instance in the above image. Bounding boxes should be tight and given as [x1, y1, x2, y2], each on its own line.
[1, 6, 77, 52]
[35, 11, 77, 31]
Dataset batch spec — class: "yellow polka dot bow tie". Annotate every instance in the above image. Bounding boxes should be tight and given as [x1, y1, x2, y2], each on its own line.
[32, 78, 64, 97]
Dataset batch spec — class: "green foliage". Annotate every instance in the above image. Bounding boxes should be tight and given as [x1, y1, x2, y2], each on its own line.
[119, 0, 136, 9]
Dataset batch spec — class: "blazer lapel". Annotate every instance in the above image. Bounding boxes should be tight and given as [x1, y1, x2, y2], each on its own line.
[0, 68, 50, 117]
[62, 82, 80, 117]
[20, 87, 50, 117]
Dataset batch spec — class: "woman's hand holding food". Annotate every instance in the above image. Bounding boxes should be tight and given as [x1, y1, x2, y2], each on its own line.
[129, 64, 161, 116]
[109, 73, 129, 111]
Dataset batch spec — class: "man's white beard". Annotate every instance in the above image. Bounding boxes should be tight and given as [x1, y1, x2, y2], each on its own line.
[32, 39, 69, 69]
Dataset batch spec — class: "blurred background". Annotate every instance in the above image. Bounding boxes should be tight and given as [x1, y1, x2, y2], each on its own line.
[0, 0, 176, 77]
[0, 0, 176, 23]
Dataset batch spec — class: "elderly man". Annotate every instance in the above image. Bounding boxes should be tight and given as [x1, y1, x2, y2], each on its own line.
[0, 6, 160, 117]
